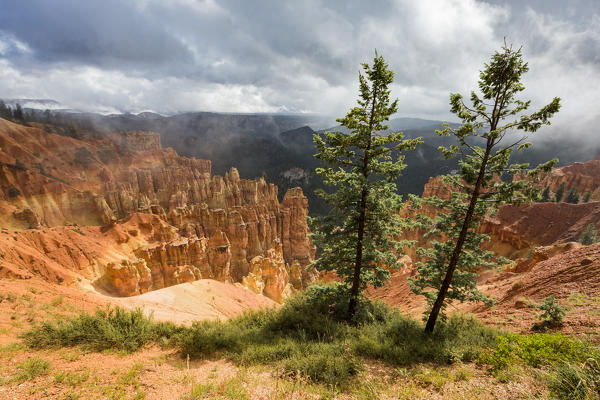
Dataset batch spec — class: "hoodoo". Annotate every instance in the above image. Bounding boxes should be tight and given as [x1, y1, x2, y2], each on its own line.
[0, 118, 316, 301]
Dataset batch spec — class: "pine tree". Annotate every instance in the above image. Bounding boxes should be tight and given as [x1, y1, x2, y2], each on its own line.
[409, 43, 560, 333]
[43, 109, 52, 123]
[0, 100, 10, 119]
[13, 103, 24, 121]
[540, 186, 551, 202]
[312, 53, 421, 319]
[565, 187, 580, 204]
[579, 223, 598, 245]
[583, 190, 593, 203]
[554, 182, 566, 202]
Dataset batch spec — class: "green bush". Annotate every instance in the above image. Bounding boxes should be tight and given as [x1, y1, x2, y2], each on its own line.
[22, 306, 176, 353]
[579, 223, 598, 246]
[228, 339, 303, 365]
[532, 296, 566, 331]
[480, 333, 593, 370]
[178, 285, 393, 361]
[177, 292, 499, 387]
[298, 283, 392, 324]
[14, 158, 27, 171]
[7, 186, 21, 198]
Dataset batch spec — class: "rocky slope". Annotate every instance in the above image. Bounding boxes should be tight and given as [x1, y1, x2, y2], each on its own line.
[370, 158, 600, 330]
[536, 157, 600, 200]
[415, 159, 600, 261]
[0, 118, 316, 301]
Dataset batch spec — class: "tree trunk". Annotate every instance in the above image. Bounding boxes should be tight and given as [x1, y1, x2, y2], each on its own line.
[424, 138, 493, 333]
[348, 187, 367, 317]
[348, 85, 378, 318]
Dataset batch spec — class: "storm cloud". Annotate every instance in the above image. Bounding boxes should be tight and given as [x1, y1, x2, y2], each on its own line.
[0, 0, 598, 137]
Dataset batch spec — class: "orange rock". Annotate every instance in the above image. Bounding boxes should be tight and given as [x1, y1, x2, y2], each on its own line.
[0, 118, 316, 301]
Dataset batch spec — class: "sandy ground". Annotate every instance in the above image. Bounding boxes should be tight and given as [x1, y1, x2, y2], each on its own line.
[111, 280, 277, 325]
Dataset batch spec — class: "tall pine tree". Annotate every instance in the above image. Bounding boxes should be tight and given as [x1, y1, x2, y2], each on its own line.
[579, 223, 598, 245]
[13, 104, 24, 121]
[554, 182, 566, 202]
[409, 43, 561, 333]
[540, 186, 552, 202]
[565, 186, 580, 204]
[0, 100, 10, 119]
[312, 53, 421, 319]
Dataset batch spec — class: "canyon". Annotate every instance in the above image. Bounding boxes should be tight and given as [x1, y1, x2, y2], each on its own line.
[1, 115, 600, 331]
[0, 118, 316, 302]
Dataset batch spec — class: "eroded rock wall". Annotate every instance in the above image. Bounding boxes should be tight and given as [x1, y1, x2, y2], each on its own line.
[0, 118, 316, 301]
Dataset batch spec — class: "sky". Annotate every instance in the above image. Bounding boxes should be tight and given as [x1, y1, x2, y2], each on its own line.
[0, 0, 598, 137]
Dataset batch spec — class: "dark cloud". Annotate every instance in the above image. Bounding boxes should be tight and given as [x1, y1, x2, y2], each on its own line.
[0, 0, 598, 139]
[0, 0, 196, 72]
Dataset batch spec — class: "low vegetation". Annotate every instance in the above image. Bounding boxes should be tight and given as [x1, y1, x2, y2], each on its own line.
[21, 306, 181, 353]
[12, 357, 51, 383]
[532, 296, 566, 331]
[18, 284, 600, 398]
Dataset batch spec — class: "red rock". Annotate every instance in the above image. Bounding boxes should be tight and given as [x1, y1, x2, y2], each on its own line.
[0, 118, 316, 301]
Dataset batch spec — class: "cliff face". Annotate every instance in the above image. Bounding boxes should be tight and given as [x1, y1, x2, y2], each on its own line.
[0, 118, 316, 301]
[417, 167, 600, 261]
[536, 157, 600, 200]
[481, 201, 600, 258]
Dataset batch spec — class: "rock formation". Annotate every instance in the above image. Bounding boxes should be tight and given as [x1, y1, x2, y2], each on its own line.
[416, 169, 600, 261]
[0, 118, 316, 301]
[535, 157, 600, 200]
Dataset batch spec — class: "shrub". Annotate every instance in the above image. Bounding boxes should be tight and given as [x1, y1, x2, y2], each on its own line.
[229, 339, 303, 365]
[532, 296, 566, 331]
[550, 357, 600, 399]
[21, 306, 174, 353]
[300, 283, 392, 325]
[178, 318, 252, 359]
[354, 313, 499, 365]
[565, 187, 580, 204]
[480, 333, 593, 370]
[14, 158, 27, 170]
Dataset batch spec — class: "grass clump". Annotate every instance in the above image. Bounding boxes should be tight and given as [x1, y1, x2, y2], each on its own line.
[281, 347, 362, 386]
[22, 306, 181, 353]
[54, 369, 90, 387]
[12, 357, 50, 383]
[353, 313, 499, 365]
[183, 375, 249, 400]
[550, 357, 600, 399]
